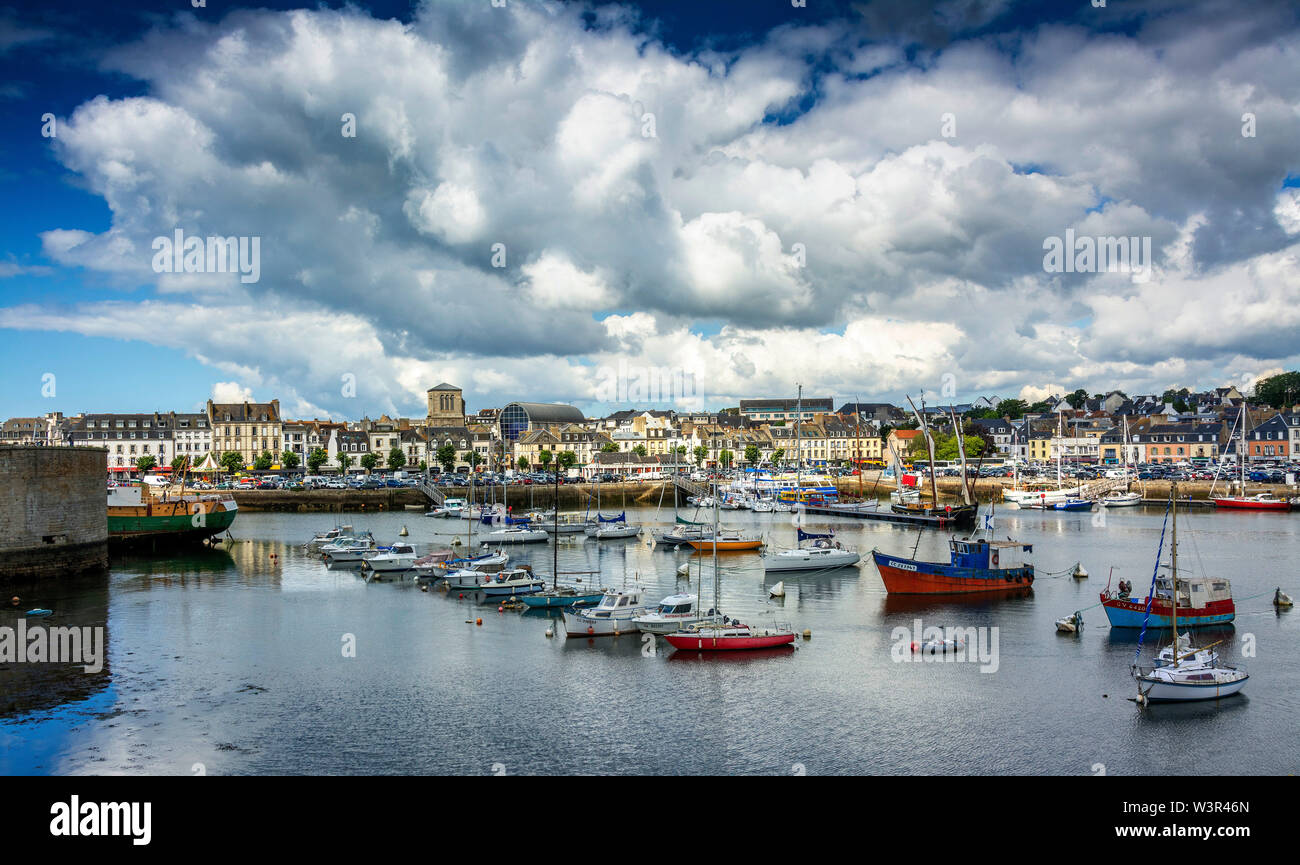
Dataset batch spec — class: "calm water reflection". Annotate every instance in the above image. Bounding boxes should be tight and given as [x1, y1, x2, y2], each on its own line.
[2, 503, 1297, 775]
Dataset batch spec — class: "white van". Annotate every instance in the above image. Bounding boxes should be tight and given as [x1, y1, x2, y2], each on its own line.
[141, 474, 170, 487]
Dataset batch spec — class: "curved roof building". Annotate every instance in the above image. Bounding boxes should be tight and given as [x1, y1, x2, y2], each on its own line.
[499, 402, 586, 441]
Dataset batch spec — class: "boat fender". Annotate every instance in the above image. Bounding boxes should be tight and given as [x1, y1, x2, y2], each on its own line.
[1026, 574, 1034, 585]
[1015, 575, 1022, 584]
[1005, 574, 1013, 583]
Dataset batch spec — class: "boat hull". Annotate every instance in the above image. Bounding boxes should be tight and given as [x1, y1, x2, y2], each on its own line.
[1139, 674, 1248, 702]
[871, 550, 1034, 594]
[1210, 497, 1290, 511]
[1101, 596, 1235, 628]
[763, 550, 860, 571]
[519, 592, 603, 608]
[108, 498, 237, 546]
[664, 631, 796, 651]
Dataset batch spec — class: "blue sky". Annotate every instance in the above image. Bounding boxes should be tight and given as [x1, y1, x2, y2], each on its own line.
[2, 0, 1298, 420]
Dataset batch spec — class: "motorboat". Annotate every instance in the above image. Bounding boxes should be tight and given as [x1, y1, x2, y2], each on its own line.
[308, 525, 353, 546]
[477, 567, 546, 597]
[632, 593, 721, 635]
[321, 535, 377, 563]
[591, 522, 641, 540]
[1100, 491, 1142, 507]
[363, 542, 418, 572]
[562, 586, 650, 637]
[480, 526, 549, 544]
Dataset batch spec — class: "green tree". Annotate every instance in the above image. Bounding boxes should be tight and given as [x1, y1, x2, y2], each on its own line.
[359, 452, 379, 472]
[1025, 401, 1051, 414]
[907, 431, 987, 461]
[693, 445, 708, 466]
[467, 451, 483, 468]
[435, 443, 456, 472]
[306, 447, 328, 473]
[719, 449, 734, 468]
[1253, 371, 1300, 409]
[771, 446, 785, 466]
[219, 450, 245, 475]
[744, 444, 759, 465]
[539, 450, 553, 470]
[417, 459, 428, 472]
[254, 451, 274, 471]
[170, 455, 190, 473]
[995, 399, 1029, 419]
[557, 451, 578, 471]
[1064, 389, 1089, 409]
[281, 450, 301, 470]
[600, 442, 619, 453]
[135, 455, 157, 473]
[387, 446, 406, 471]
[632, 444, 648, 458]
[338, 452, 354, 473]
[517, 455, 530, 471]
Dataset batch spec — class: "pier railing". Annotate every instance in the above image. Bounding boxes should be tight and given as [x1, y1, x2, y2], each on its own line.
[416, 477, 445, 506]
[671, 475, 710, 499]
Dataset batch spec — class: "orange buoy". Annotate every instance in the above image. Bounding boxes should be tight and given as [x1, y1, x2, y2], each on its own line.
[497, 606, 504, 613]
[475, 617, 483, 626]
[587, 626, 594, 635]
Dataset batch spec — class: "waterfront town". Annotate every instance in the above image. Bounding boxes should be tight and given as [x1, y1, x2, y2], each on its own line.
[3, 378, 1299, 480]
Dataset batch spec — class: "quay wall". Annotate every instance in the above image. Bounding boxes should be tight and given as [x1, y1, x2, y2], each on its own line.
[0, 445, 109, 587]
[227, 476, 1300, 512]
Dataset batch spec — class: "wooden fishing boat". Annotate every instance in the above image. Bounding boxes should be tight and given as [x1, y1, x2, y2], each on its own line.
[871, 537, 1035, 594]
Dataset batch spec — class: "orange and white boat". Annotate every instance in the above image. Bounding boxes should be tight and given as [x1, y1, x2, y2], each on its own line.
[685, 531, 764, 552]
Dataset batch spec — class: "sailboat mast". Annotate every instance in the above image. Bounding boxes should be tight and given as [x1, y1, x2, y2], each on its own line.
[795, 383, 802, 496]
[552, 462, 559, 589]
[854, 396, 863, 498]
[1170, 481, 1179, 659]
[713, 478, 720, 613]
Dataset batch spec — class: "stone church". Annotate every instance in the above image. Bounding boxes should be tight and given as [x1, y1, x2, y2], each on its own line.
[426, 383, 466, 426]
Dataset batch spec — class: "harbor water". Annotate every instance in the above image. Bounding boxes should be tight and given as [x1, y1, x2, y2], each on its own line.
[2, 503, 1297, 775]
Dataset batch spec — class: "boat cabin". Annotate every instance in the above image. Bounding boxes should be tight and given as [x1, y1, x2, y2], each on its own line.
[654, 594, 696, 615]
[948, 538, 1032, 570]
[1152, 576, 1231, 607]
[592, 588, 644, 611]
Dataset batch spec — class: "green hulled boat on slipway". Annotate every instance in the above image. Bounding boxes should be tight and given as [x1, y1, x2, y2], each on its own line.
[107, 485, 238, 548]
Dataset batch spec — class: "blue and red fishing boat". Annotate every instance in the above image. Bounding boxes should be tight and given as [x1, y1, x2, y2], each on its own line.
[1100, 575, 1235, 628]
[871, 537, 1035, 594]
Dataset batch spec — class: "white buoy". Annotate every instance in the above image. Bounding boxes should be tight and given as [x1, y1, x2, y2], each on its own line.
[1072, 562, 1088, 579]
[676, 562, 691, 577]
[399, 525, 409, 537]
[545, 626, 554, 638]
[769, 580, 785, 598]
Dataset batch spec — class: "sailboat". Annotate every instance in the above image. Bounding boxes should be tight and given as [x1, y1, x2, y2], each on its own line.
[1212, 406, 1292, 511]
[886, 396, 978, 527]
[664, 479, 795, 651]
[524, 468, 603, 608]
[1131, 483, 1248, 703]
[586, 477, 641, 539]
[762, 528, 860, 572]
[1100, 418, 1143, 507]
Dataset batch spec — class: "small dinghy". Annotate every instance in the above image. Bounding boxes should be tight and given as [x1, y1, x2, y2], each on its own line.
[25, 608, 53, 618]
[1056, 611, 1083, 633]
[911, 636, 966, 654]
[769, 581, 785, 598]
